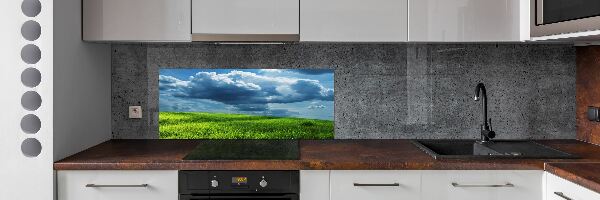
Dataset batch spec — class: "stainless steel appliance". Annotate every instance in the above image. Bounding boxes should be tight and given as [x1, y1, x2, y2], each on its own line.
[532, 0, 600, 37]
[179, 171, 299, 200]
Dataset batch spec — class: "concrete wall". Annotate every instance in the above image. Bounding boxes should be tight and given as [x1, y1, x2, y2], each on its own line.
[112, 43, 576, 139]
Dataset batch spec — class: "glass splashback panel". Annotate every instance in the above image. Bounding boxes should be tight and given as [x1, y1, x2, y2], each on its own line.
[159, 69, 334, 139]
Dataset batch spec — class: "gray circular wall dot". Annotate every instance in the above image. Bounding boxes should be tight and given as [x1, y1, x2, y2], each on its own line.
[21, 44, 41, 64]
[21, 138, 42, 157]
[21, 20, 41, 41]
[21, 0, 41, 17]
[21, 91, 42, 111]
[21, 114, 41, 134]
[21, 68, 41, 87]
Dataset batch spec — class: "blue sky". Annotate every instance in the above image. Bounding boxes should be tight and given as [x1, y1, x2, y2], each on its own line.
[159, 69, 334, 120]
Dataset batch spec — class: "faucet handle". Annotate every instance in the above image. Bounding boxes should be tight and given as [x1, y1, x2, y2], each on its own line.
[487, 118, 496, 139]
[487, 130, 496, 139]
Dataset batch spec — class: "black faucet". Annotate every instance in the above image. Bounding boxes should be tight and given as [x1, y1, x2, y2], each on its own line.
[474, 83, 495, 142]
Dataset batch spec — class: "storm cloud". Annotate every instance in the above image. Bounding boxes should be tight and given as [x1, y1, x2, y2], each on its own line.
[159, 70, 334, 113]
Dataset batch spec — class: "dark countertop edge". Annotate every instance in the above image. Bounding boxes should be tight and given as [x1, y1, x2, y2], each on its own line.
[545, 162, 600, 194]
[56, 161, 599, 192]
[53, 163, 306, 170]
[53, 139, 589, 171]
[54, 161, 544, 170]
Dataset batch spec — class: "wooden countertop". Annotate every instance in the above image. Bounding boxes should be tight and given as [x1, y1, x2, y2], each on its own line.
[54, 139, 600, 194]
[545, 162, 600, 194]
[54, 139, 600, 170]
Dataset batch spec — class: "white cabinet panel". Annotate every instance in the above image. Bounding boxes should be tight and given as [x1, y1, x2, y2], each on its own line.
[545, 172, 600, 200]
[300, 170, 330, 200]
[421, 170, 543, 200]
[0, 0, 54, 199]
[409, 0, 529, 42]
[330, 170, 420, 200]
[57, 170, 178, 200]
[192, 0, 299, 35]
[83, 0, 191, 42]
[301, 0, 408, 42]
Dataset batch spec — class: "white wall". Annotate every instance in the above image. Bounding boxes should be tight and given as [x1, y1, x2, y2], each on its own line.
[0, 0, 54, 199]
[0, 0, 110, 199]
[53, 0, 112, 161]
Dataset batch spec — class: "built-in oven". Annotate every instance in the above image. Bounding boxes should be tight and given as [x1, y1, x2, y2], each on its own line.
[532, 0, 600, 37]
[179, 171, 299, 200]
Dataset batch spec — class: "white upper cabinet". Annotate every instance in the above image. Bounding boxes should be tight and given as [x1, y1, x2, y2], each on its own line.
[301, 0, 408, 42]
[191, 0, 300, 41]
[81, 0, 532, 42]
[80, 0, 534, 42]
[409, 0, 530, 42]
[83, 0, 191, 42]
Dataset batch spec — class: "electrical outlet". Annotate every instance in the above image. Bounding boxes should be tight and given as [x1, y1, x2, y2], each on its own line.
[129, 106, 142, 119]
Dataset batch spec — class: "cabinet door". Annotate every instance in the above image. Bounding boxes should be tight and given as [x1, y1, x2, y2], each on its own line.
[330, 170, 420, 200]
[409, 0, 529, 42]
[300, 170, 330, 200]
[57, 170, 178, 200]
[301, 0, 408, 42]
[421, 170, 543, 200]
[82, 0, 191, 42]
[192, 0, 299, 40]
[545, 172, 600, 200]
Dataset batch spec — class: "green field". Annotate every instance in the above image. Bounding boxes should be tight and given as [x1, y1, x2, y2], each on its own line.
[159, 112, 334, 139]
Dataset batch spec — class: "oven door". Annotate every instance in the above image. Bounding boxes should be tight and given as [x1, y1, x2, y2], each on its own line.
[532, 0, 600, 37]
[180, 194, 299, 200]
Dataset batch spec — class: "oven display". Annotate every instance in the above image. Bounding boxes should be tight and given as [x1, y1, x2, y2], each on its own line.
[232, 177, 248, 186]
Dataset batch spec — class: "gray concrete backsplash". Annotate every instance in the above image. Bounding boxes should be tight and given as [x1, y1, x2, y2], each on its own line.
[112, 43, 576, 139]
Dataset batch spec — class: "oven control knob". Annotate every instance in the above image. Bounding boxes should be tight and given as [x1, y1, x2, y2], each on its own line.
[211, 180, 219, 188]
[259, 179, 268, 188]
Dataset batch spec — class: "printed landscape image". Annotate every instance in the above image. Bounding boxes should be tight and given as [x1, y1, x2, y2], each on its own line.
[159, 69, 334, 139]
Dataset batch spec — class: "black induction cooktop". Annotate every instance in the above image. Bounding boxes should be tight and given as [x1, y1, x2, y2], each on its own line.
[183, 140, 300, 160]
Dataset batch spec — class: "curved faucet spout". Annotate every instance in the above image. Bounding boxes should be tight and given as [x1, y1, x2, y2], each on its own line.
[474, 83, 494, 142]
[474, 83, 487, 126]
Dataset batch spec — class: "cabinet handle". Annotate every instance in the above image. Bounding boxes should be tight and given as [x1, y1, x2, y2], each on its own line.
[553, 192, 573, 200]
[85, 184, 149, 188]
[451, 182, 514, 188]
[353, 183, 400, 187]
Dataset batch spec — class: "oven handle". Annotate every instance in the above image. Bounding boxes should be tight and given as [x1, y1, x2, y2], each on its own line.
[180, 194, 298, 200]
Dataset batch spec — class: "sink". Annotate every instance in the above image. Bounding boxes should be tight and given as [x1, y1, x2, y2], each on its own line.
[412, 140, 578, 160]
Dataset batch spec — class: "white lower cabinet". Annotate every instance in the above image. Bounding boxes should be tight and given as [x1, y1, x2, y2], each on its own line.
[421, 170, 543, 200]
[301, 170, 330, 200]
[56, 170, 600, 200]
[57, 170, 178, 200]
[321, 170, 543, 200]
[330, 170, 421, 200]
[545, 172, 600, 200]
